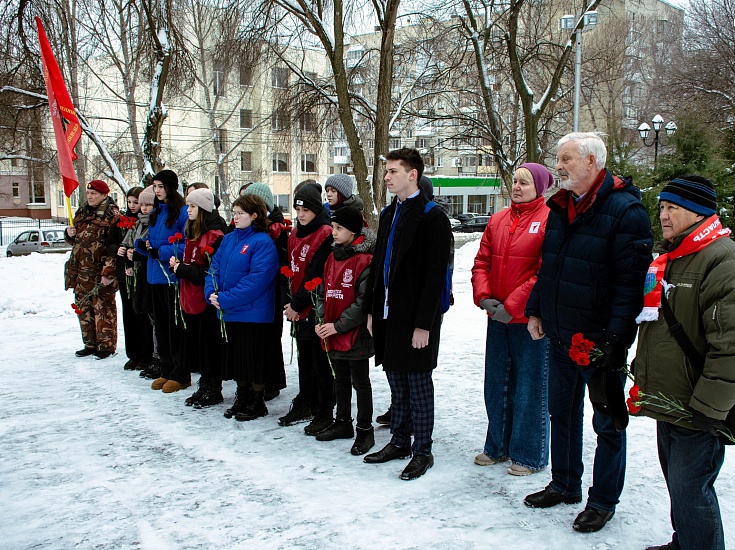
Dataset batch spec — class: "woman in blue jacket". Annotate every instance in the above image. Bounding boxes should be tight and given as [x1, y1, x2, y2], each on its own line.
[205, 194, 278, 422]
[136, 170, 190, 394]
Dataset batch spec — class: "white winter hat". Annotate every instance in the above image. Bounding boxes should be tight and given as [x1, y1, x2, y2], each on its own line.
[187, 188, 215, 212]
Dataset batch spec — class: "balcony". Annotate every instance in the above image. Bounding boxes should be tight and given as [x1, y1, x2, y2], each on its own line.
[333, 155, 350, 165]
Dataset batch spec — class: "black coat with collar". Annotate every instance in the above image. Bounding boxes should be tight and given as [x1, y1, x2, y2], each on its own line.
[364, 192, 452, 372]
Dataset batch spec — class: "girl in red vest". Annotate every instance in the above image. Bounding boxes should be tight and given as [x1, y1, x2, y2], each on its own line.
[280, 183, 335, 434]
[170, 188, 227, 406]
[315, 206, 376, 455]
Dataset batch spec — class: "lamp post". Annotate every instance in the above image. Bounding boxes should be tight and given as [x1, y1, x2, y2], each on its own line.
[560, 11, 599, 132]
[637, 115, 677, 169]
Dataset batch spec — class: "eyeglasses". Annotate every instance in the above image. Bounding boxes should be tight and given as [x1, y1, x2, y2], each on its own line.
[231, 210, 246, 217]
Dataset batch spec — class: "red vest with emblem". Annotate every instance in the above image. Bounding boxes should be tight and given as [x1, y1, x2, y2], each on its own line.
[180, 229, 224, 315]
[323, 249, 373, 351]
[288, 224, 333, 317]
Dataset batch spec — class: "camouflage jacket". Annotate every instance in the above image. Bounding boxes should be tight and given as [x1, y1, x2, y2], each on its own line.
[65, 197, 120, 289]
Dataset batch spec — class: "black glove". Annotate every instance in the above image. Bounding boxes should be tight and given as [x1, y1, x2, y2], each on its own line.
[588, 369, 629, 432]
[594, 341, 626, 372]
[690, 409, 724, 436]
[148, 247, 159, 260]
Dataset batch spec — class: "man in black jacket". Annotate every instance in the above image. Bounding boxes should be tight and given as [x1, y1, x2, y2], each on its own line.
[362, 148, 452, 480]
[523, 133, 653, 533]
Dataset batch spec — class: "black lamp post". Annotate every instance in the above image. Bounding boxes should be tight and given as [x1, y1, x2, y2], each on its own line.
[637, 114, 677, 169]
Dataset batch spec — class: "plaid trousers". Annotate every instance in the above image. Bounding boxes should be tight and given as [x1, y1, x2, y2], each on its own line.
[385, 370, 434, 455]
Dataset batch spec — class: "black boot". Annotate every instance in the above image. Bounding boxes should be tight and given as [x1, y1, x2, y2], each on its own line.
[278, 396, 313, 426]
[304, 411, 335, 436]
[142, 357, 161, 379]
[316, 417, 354, 441]
[224, 384, 250, 419]
[185, 377, 208, 406]
[75, 347, 96, 357]
[235, 390, 268, 421]
[350, 426, 375, 455]
[194, 379, 224, 409]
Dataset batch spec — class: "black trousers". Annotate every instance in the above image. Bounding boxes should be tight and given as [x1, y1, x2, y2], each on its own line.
[120, 285, 153, 362]
[182, 305, 223, 380]
[265, 299, 287, 393]
[150, 284, 188, 384]
[296, 336, 334, 416]
[333, 357, 373, 429]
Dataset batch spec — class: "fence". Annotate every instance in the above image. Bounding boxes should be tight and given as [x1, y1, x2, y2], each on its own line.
[0, 217, 70, 246]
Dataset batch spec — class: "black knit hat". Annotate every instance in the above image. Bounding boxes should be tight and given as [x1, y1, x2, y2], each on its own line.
[293, 182, 324, 214]
[331, 206, 364, 236]
[152, 169, 179, 192]
[660, 175, 717, 217]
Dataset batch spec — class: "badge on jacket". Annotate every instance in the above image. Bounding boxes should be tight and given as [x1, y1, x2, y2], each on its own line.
[529, 222, 540, 234]
[240, 244, 249, 254]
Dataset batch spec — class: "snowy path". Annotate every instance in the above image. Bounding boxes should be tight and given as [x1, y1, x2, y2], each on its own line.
[0, 243, 732, 549]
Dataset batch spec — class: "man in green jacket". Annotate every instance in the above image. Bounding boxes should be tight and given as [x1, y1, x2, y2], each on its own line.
[634, 175, 735, 550]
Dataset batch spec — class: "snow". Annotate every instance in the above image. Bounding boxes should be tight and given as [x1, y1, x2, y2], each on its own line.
[1, 244, 733, 549]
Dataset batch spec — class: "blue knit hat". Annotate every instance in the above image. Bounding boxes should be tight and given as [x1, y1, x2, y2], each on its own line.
[659, 175, 717, 216]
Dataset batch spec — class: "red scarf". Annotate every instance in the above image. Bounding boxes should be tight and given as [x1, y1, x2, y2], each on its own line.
[636, 215, 732, 322]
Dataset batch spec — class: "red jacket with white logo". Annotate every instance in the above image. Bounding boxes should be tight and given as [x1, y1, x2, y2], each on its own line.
[288, 222, 333, 318]
[322, 234, 374, 353]
[179, 229, 225, 314]
[471, 195, 549, 323]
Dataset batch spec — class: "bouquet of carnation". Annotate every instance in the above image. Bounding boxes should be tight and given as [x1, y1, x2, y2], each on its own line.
[201, 245, 227, 342]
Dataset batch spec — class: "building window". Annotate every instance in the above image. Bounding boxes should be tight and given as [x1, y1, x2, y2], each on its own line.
[70, 191, 78, 207]
[29, 180, 45, 204]
[467, 194, 487, 214]
[57, 189, 64, 204]
[213, 60, 225, 97]
[276, 194, 290, 214]
[390, 138, 401, 149]
[436, 156, 443, 167]
[272, 108, 289, 131]
[415, 138, 430, 149]
[487, 195, 496, 214]
[239, 63, 252, 86]
[12, 182, 20, 198]
[367, 156, 374, 167]
[301, 154, 317, 173]
[111, 192, 119, 203]
[333, 146, 348, 157]
[10, 158, 18, 167]
[241, 151, 252, 172]
[300, 112, 317, 132]
[216, 129, 227, 154]
[444, 195, 463, 217]
[272, 152, 289, 172]
[272, 67, 289, 89]
[240, 109, 253, 129]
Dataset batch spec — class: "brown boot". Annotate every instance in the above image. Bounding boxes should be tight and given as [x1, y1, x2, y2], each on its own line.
[162, 380, 192, 393]
[151, 378, 168, 390]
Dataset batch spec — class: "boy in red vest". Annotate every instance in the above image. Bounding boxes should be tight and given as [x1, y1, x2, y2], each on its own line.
[315, 206, 376, 455]
[281, 183, 335, 434]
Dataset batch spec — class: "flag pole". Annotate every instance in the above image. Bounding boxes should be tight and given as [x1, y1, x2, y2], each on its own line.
[65, 195, 74, 226]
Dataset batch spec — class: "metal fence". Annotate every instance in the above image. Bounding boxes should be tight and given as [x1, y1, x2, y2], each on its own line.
[0, 217, 70, 246]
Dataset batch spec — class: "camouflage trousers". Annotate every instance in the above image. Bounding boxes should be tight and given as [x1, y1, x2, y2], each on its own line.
[75, 282, 118, 353]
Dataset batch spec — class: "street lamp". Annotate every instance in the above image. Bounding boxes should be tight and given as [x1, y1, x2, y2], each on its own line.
[560, 11, 599, 132]
[637, 115, 677, 169]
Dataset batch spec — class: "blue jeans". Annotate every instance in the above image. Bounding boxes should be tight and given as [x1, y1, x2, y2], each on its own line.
[483, 320, 549, 470]
[657, 421, 725, 550]
[548, 342, 626, 512]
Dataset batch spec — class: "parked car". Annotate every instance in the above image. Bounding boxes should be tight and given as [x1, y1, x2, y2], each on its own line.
[448, 217, 461, 229]
[6, 229, 71, 257]
[457, 213, 477, 224]
[456, 216, 490, 233]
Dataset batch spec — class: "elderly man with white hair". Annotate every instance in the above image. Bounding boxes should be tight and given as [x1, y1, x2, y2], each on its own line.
[523, 133, 653, 533]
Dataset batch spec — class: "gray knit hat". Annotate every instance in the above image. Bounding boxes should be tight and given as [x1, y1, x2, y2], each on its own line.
[324, 173, 354, 200]
[243, 182, 275, 211]
[186, 188, 215, 212]
[138, 186, 156, 205]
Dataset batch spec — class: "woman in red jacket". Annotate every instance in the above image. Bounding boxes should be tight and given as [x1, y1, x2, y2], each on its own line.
[471, 163, 554, 476]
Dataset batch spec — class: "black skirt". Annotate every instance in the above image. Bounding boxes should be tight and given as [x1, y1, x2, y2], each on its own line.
[222, 322, 270, 384]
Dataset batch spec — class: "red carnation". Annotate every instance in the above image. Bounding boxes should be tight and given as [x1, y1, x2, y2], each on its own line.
[201, 245, 215, 256]
[626, 397, 641, 414]
[280, 266, 294, 278]
[304, 277, 322, 292]
[629, 384, 640, 400]
[175, 232, 183, 240]
[168, 235, 176, 243]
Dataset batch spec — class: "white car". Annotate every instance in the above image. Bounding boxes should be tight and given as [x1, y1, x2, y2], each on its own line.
[6, 229, 71, 257]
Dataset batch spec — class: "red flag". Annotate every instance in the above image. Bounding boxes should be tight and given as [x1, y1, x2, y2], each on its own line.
[36, 17, 80, 197]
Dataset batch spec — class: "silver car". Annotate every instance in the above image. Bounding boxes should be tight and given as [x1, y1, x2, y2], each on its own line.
[6, 229, 72, 257]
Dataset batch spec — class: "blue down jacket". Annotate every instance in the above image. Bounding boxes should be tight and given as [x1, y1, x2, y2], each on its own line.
[204, 225, 278, 323]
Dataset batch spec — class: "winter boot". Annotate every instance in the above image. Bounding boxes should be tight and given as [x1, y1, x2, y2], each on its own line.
[277, 397, 313, 426]
[194, 379, 224, 409]
[123, 358, 139, 370]
[142, 358, 161, 379]
[235, 390, 268, 421]
[350, 426, 376, 456]
[304, 412, 335, 436]
[224, 384, 250, 419]
[185, 377, 208, 406]
[75, 347, 96, 357]
[316, 417, 354, 441]
[376, 406, 391, 425]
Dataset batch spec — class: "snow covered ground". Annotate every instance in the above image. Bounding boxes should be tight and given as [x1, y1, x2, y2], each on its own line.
[1, 238, 732, 550]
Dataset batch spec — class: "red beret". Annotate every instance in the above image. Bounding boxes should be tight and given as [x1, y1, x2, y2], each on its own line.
[87, 179, 110, 194]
